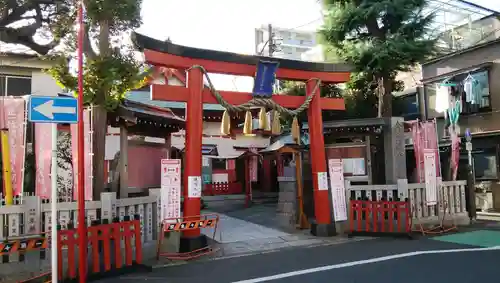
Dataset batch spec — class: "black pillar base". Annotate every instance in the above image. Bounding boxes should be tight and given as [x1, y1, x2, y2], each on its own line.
[310, 223, 336, 237]
[179, 234, 208, 253]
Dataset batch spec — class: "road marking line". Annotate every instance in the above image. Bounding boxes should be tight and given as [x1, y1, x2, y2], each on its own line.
[231, 245, 500, 283]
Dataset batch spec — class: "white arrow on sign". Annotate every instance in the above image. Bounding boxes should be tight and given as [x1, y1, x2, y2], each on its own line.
[33, 100, 76, 119]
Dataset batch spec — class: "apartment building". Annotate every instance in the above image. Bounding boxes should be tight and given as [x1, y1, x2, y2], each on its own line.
[254, 25, 316, 60]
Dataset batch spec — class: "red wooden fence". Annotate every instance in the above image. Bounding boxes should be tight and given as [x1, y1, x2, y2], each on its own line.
[348, 198, 412, 238]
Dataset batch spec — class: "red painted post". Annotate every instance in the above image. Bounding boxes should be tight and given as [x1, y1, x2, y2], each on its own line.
[183, 67, 203, 237]
[306, 79, 333, 236]
[77, 2, 87, 282]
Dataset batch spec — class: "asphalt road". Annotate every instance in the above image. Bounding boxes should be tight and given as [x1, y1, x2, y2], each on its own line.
[99, 237, 500, 283]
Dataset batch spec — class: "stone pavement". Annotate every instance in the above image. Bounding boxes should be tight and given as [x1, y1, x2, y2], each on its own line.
[155, 203, 373, 264]
[195, 208, 370, 260]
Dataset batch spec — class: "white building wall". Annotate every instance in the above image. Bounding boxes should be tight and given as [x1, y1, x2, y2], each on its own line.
[255, 25, 316, 60]
[31, 71, 63, 97]
[301, 45, 325, 62]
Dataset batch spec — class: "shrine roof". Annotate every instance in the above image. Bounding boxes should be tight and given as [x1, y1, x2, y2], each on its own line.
[127, 90, 224, 111]
[302, 118, 388, 130]
[260, 134, 308, 153]
[133, 33, 352, 79]
[110, 99, 185, 137]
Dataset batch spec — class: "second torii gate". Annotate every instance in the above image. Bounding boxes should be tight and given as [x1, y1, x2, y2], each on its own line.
[133, 32, 351, 251]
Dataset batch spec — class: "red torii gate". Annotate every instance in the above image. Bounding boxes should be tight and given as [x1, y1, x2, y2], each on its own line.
[133, 33, 351, 251]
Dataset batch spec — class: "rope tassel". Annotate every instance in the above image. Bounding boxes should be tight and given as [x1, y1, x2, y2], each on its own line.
[291, 116, 300, 144]
[258, 107, 267, 130]
[271, 110, 281, 135]
[243, 111, 253, 135]
[221, 110, 231, 135]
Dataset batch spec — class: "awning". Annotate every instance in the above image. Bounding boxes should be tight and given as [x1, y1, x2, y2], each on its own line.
[421, 62, 493, 84]
[302, 117, 387, 130]
[174, 144, 245, 159]
[260, 134, 306, 153]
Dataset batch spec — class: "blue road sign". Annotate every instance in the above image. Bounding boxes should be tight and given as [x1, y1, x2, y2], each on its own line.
[28, 96, 78, 124]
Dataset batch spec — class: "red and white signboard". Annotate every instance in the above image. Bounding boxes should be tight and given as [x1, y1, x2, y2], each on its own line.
[328, 159, 347, 222]
[161, 159, 181, 222]
[423, 149, 438, 205]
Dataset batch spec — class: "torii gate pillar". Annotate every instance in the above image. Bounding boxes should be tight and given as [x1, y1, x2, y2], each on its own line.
[182, 67, 205, 248]
[307, 80, 334, 236]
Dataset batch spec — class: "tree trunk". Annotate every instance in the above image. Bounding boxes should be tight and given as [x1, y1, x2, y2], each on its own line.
[376, 75, 394, 118]
[92, 104, 107, 200]
[381, 75, 393, 117]
[92, 20, 111, 200]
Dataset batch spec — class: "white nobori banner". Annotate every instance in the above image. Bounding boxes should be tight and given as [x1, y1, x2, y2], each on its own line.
[328, 159, 348, 222]
[423, 149, 438, 205]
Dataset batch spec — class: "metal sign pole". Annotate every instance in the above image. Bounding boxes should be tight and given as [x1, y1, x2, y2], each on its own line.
[77, 3, 88, 283]
[51, 123, 58, 283]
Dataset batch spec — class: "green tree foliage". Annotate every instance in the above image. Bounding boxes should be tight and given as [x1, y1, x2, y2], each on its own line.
[344, 72, 404, 118]
[281, 80, 344, 125]
[319, 0, 437, 117]
[1, 0, 148, 198]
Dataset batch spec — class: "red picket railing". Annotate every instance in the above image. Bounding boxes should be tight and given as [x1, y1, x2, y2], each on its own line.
[348, 198, 412, 238]
[203, 182, 242, 196]
[57, 216, 150, 281]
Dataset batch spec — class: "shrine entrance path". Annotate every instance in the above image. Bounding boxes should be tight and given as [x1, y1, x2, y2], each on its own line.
[200, 204, 370, 259]
[209, 203, 287, 232]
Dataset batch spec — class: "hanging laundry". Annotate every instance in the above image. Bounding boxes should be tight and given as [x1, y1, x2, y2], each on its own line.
[448, 98, 461, 135]
[435, 84, 450, 113]
[463, 73, 482, 105]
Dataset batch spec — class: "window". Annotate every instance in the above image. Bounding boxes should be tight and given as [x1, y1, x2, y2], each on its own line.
[424, 69, 491, 119]
[473, 149, 498, 180]
[212, 159, 226, 170]
[0, 75, 32, 97]
[282, 31, 292, 40]
[282, 47, 293, 55]
[394, 93, 419, 118]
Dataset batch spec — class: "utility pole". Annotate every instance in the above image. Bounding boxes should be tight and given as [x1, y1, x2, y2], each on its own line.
[268, 23, 273, 57]
[465, 128, 477, 222]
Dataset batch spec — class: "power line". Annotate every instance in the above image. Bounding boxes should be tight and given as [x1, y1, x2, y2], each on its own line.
[286, 18, 322, 31]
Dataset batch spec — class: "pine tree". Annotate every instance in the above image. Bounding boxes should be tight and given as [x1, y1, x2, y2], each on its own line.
[319, 0, 437, 117]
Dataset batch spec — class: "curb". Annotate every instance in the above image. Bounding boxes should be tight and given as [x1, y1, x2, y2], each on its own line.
[151, 236, 372, 269]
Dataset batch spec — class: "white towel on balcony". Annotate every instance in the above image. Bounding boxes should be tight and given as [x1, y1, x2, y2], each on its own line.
[435, 85, 450, 113]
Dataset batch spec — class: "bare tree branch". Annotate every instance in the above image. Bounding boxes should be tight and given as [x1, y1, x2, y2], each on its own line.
[0, 0, 67, 55]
